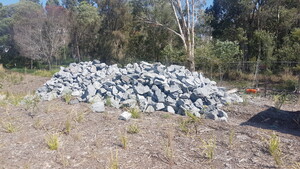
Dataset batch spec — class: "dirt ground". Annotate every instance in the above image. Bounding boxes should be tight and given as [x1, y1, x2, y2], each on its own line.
[0, 72, 299, 169]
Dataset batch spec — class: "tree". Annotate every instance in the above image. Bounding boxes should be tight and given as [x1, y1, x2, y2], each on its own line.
[145, 0, 205, 71]
[13, 2, 70, 69]
[213, 40, 242, 81]
[75, 1, 101, 61]
[20, 0, 40, 3]
[46, 0, 60, 6]
[62, 0, 78, 9]
[96, 0, 132, 64]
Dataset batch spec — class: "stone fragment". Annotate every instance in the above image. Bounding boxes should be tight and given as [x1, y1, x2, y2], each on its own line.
[119, 111, 132, 121]
[91, 101, 105, 113]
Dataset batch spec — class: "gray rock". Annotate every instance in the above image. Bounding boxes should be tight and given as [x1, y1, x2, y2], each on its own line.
[145, 105, 155, 113]
[69, 98, 79, 105]
[155, 103, 165, 111]
[119, 111, 132, 121]
[167, 106, 175, 114]
[91, 101, 105, 113]
[121, 99, 137, 108]
[194, 98, 204, 108]
[93, 81, 101, 90]
[87, 85, 97, 97]
[134, 83, 150, 95]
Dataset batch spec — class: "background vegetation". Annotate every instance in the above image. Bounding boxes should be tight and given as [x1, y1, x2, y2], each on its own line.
[0, 0, 299, 90]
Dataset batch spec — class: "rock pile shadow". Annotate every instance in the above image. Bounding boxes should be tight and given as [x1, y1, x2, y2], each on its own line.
[37, 61, 243, 121]
[241, 106, 300, 136]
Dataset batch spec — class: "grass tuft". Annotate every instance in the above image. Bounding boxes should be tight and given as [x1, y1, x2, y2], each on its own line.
[63, 119, 72, 135]
[129, 107, 140, 119]
[62, 92, 73, 104]
[127, 124, 140, 134]
[109, 150, 119, 169]
[120, 134, 128, 149]
[268, 132, 282, 166]
[2, 122, 18, 133]
[200, 136, 216, 162]
[46, 134, 59, 150]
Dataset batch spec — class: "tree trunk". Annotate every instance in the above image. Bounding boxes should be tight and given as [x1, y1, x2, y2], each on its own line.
[187, 50, 195, 71]
[75, 34, 81, 62]
[47, 59, 52, 70]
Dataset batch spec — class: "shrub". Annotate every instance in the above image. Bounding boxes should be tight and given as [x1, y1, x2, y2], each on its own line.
[129, 108, 140, 119]
[268, 132, 282, 166]
[127, 124, 139, 134]
[46, 134, 59, 150]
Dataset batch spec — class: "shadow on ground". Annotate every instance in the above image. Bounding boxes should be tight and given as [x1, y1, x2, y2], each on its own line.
[241, 106, 300, 136]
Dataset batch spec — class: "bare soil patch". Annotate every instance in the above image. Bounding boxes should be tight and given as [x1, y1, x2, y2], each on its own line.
[0, 73, 299, 169]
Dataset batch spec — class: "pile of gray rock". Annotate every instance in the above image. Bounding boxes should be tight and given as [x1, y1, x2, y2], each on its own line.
[36, 60, 243, 121]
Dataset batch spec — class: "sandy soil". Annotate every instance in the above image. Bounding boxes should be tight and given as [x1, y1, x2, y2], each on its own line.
[0, 73, 299, 169]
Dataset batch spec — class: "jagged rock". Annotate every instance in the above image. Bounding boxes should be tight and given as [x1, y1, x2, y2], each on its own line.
[119, 111, 132, 121]
[167, 106, 175, 114]
[155, 103, 165, 111]
[91, 101, 105, 113]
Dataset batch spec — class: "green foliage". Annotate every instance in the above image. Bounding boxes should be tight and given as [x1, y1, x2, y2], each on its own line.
[62, 92, 73, 104]
[268, 132, 282, 166]
[46, 134, 59, 150]
[200, 136, 216, 162]
[2, 122, 18, 133]
[109, 150, 119, 169]
[273, 94, 287, 110]
[129, 107, 140, 119]
[127, 124, 139, 134]
[63, 119, 72, 135]
[120, 134, 128, 149]
[105, 96, 112, 107]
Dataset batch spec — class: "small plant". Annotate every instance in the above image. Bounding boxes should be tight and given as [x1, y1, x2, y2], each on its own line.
[164, 129, 175, 166]
[2, 122, 18, 133]
[74, 112, 85, 123]
[129, 107, 140, 119]
[63, 119, 72, 135]
[33, 118, 43, 130]
[178, 112, 202, 135]
[179, 119, 189, 134]
[162, 113, 171, 119]
[291, 162, 300, 169]
[268, 132, 282, 166]
[109, 150, 119, 169]
[200, 136, 216, 162]
[228, 129, 235, 147]
[273, 93, 287, 110]
[46, 134, 59, 150]
[127, 124, 139, 134]
[120, 134, 128, 149]
[62, 92, 72, 104]
[105, 96, 112, 107]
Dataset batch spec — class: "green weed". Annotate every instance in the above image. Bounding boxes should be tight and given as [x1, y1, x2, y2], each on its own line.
[165, 129, 175, 166]
[127, 124, 139, 134]
[273, 94, 287, 110]
[46, 134, 59, 150]
[200, 136, 216, 162]
[228, 129, 235, 147]
[120, 134, 128, 149]
[63, 119, 72, 135]
[129, 107, 140, 119]
[291, 162, 300, 169]
[62, 92, 72, 104]
[2, 122, 18, 133]
[105, 96, 112, 107]
[268, 132, 282, 166]
[109, 150, 119, 169]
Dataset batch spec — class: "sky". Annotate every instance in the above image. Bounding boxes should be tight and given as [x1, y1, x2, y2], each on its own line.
[1, 0, 213, 8]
